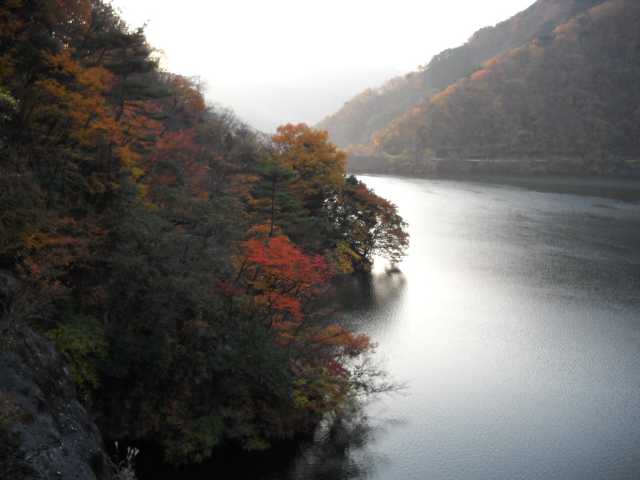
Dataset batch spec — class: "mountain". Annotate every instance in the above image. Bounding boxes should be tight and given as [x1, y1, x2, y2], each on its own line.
[317, 0, 606, 150]
[363, 0, 640, 176]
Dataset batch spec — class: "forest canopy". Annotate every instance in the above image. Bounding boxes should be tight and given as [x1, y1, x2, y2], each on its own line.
[318, 0, 640, 177]
[317, 0, 606, 150]
[372, 0, 640, 174]
[0, 0, 407, 470]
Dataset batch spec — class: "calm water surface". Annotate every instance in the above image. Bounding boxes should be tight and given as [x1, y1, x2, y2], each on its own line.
[282, 176, 640, 480]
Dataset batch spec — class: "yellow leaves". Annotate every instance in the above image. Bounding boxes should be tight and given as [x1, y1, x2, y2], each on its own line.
[327, 240, 359, 275]
[130, 166, 145, 180]
[272, 123, 347, 199]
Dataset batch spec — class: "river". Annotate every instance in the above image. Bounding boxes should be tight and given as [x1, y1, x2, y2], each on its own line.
[276, 175, 640, 480]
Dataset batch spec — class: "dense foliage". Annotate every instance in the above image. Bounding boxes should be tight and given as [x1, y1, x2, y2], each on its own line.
[317, 0, 605, 150]
[0, 0, 407, 468]
[373, 0, 640, 174]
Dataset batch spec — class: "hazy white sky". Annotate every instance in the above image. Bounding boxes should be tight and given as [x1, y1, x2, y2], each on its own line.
[112, 0, 535, 130]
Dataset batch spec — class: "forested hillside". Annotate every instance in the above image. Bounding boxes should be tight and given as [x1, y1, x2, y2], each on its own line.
[0, 1, 407, 476]
[369, 0, 640, 176]
[317, 0, 605, 150]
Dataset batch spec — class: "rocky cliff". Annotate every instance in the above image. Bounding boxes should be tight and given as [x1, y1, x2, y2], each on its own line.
[1, 273, 112, 480]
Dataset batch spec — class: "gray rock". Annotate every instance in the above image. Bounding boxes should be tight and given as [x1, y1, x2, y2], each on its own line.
[0, 322, 111, 480]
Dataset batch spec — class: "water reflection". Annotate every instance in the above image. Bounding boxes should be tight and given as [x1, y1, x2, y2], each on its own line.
[264, 273, 410, 480]
[348, 176, 640, 480]
[211, 176, 640, 480]
[282, 407, 380, 480]
[334, 272, 407, 328]
[270, 400, 413, 480]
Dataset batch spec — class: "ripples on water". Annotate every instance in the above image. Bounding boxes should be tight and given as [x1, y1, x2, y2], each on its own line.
[278, 176, 640, 480]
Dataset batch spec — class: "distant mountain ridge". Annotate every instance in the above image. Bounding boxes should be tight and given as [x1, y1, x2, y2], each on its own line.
[317, 0, 606, 149]
[373, 0, 640, 176]
[318, 0, 640, 177]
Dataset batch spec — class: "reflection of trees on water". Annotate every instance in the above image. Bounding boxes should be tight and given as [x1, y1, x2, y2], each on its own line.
[259, 273, 407, 480]
[337, 272, 406, 315]
[279, 403, 401, 480]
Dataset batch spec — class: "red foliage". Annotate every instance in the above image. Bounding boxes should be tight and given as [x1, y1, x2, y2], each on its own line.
[237, 236, 333, 338]
[244, 236, 331, 288]
[264, 292, 302, 320]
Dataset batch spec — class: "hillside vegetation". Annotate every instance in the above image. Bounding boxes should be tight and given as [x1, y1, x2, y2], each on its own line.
[370, 0, 640, 176]
[0, 0, 407, 474]
[317, 0, 605, 150]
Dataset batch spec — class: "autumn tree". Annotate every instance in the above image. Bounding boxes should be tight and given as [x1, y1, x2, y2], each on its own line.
[265, 124, 409, 271]
[272, 123, 346, 215]
[231, 235, 379, 434]
[328, 175, 409, 270]
[0, 0, 408, 470]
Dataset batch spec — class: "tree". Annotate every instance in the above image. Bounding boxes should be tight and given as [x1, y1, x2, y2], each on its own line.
[0, 0, 408, 470]
[249, 156, 310, 239]
[329, 175, 409, 270]
[272, 123, 346, 215]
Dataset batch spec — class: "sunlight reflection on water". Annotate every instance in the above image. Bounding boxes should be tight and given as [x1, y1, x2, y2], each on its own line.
[283, 176, 640, 480]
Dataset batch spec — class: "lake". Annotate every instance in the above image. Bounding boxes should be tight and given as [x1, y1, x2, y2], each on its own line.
[278, 175, 640, 480]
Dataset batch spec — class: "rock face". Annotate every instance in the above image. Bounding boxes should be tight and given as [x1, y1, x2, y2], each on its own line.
[0, 302, 111, 479]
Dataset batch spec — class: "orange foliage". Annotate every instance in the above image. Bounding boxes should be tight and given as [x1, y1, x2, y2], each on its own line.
[272, 123, 347, 199]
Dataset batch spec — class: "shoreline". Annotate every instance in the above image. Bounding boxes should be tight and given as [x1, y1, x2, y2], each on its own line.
[353, 171, 640, 202]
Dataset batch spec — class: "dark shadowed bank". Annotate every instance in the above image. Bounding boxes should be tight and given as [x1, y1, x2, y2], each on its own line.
[131, 273, 396, 480]
[348, 159, 640, 202]
[348, 155, 640, 179]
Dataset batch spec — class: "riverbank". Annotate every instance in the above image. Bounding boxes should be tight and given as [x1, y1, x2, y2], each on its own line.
[350, 170, 640, 202]
[348, 155, 640, 191]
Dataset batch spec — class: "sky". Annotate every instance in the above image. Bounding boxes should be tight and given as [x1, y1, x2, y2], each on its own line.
[111, 0, 536, 132]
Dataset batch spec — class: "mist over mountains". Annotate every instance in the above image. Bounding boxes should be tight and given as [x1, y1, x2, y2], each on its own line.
[210, 66, 401, 133]
[318, 0, 639, 176]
